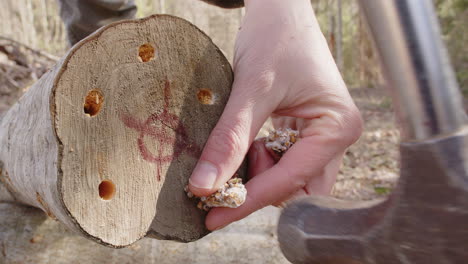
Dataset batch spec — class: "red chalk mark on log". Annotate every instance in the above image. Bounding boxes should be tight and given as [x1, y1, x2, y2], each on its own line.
[120, 80, 201, 181]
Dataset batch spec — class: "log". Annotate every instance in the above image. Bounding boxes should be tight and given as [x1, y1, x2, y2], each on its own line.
[0, 204, 287, 264]
[0, 14, 245, 247]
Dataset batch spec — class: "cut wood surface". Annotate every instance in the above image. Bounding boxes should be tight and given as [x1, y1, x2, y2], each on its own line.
[0, 14, 245, 247]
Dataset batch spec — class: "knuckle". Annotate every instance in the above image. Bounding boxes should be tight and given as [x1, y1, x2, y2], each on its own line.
[279, 163, 308, 191]
[252, 71, 275, 92]
[342, 106, 364, 145]
[205, 124, 244, 161]
[247, 192, 269, 210]
[324, 105, 363, 147]
[234, 69, 275, 96]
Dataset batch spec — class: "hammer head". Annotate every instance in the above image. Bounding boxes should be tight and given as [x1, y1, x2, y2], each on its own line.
[278, 129, 468, 264]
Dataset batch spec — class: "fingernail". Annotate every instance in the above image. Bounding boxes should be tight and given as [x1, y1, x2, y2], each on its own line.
[189, 161, 218, 189]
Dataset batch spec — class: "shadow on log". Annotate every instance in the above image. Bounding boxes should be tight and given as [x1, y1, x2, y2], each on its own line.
[0, 15, 245, 247]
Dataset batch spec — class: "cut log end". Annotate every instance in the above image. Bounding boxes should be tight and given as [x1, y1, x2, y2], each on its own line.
[51, 15, 240, 246]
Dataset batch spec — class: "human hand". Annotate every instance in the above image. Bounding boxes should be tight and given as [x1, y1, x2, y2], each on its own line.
[189, 0, 363, 230]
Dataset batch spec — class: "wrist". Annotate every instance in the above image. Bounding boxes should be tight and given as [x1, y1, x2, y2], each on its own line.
[242, 0, 319, 37]
[245, 0, 311, 10]
[244, 0, 316, 27]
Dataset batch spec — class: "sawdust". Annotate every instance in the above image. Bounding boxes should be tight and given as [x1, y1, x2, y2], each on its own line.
[185, 176, 247, 211]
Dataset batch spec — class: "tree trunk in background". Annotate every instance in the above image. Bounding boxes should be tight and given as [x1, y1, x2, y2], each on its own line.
[163, 0, 242, 62]
[358, 14, 375, 87]
[0, 0, 65, 54]
[0, 0, 243, 61]
[336, 0, 343, 72]
[327, 1, 336, 59]
[159, 0, 166, 13]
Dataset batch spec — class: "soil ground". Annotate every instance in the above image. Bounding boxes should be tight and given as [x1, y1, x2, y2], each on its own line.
[334, 87, 400, 200]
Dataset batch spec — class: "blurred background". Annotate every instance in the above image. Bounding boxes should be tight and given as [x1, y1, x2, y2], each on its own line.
[0, 1, 466, 263]
[2, 0, 462, 199]
[0, 0, 466, 92]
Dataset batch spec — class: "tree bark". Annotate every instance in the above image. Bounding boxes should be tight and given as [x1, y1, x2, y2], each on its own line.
[0, 14, 244, 247]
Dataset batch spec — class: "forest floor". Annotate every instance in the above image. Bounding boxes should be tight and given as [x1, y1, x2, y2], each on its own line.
[333, 87, 467, 200]
[333, 87, 400, 200]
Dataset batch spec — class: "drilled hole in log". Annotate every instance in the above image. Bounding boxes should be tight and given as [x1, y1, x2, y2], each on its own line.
[99, 180, 116, 200]
[83, 89, 104, 116]
[138, 43, 155, 62]
[197, 89, 214, 105]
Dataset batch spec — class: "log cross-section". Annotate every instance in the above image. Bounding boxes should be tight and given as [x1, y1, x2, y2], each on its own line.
[0, 15, 242, 247]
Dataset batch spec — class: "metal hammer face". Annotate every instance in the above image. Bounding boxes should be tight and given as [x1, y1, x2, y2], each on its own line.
[279, 131, 468, 264]
[278, 1, 468, 263]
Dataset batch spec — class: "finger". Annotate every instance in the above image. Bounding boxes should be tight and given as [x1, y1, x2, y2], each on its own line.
[206, 133, 345, 230]
[271, 152, 344, 207]
[188, 80, 275, 197]
[305, 151, 344, 195]
[272, 188, 308, 207]
[247, 138, 275, 179]
[271, 115, 297, 130]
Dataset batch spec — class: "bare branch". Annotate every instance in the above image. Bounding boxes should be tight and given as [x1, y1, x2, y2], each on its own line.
[0, 36, 59, 61]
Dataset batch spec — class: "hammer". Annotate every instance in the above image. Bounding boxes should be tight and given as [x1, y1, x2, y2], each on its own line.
[277, 0, 468, 263]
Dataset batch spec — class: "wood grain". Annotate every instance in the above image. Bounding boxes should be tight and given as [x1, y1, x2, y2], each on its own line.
[0, 14, 244, 247]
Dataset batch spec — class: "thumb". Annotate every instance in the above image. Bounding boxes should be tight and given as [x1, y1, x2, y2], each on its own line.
[188, 87, 272, 197]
